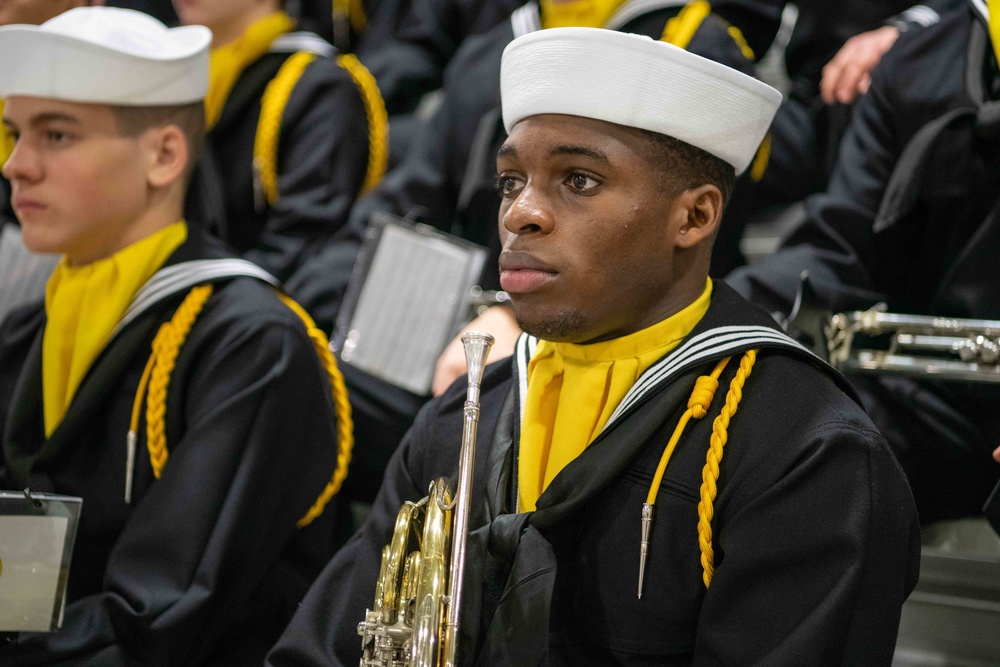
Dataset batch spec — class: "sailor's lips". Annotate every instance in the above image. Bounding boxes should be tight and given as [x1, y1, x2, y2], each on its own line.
[499, 254, 558, 294]
[11, 197, 46, 216]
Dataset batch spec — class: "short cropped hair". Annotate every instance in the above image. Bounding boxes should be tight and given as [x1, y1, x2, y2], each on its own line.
[111, 101, 205, 184]
[636, 128, 736, 206]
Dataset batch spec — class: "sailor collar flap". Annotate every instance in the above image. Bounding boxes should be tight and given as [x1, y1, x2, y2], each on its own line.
[513, 282, 851, 440]
[2, 234, 278, 487]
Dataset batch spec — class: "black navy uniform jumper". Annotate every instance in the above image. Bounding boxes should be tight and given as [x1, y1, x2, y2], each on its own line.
[267, 283, 920, 666]
[0, 230, 348, 665]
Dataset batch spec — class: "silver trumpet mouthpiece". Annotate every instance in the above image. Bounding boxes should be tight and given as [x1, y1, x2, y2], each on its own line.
[462, 332, 495, 395]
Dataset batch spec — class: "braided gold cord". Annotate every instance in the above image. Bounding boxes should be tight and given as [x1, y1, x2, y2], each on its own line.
[278, 294, 355, 528]
[697, 348, 758, 588]
[727, 25, 756, 61]
[255, 51, 318, 208]
[145, 285, 215, 478]
[646, 357, 731, 505]
[661, 0, 711, 47]
[661, 2, 755, 61]
[750, 132, 772, 183]
[135, 285, 351, 528]
[336, 53, 389, 193]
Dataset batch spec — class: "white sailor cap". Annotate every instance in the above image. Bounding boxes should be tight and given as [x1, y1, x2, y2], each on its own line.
[0, 6, 211, 106]
[500, 27, 782, 174]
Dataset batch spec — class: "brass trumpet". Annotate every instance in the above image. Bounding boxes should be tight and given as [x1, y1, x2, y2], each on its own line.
[358, 332, 495, 667]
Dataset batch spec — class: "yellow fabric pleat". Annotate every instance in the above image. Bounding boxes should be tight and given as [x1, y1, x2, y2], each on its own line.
[42, 222, 187, 436]
[989, 0, 1000, 68]
[347, 0, 368, 32]
[205, 12, 295, 130]
[540, 0, 628, 29]
[332, 0, 367, 33]
[518, 280, 713, 512]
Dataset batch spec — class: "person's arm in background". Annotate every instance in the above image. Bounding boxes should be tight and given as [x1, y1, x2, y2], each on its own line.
[432, 304, 520, 395]
[725, 28, 907, 315]
[820, 0, 961, 104]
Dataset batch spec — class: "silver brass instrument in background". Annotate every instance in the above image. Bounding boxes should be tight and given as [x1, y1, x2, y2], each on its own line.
[826, 305, 1000, 383]
[358, 332, 494, 667]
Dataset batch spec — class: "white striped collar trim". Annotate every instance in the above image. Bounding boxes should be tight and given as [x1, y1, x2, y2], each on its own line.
[898, 5, 940, 26]
[515, 325, 813, 432]
[972, 0, 988, 23]
[605, 0, 689, 30]
[112, 259, 278, 337]
[512, 0, 687, 35]
[511, 2, 541, 37]
[607, 326, 812, 426]
[271, 31, 336, 57]
[514, 332, 536, 424]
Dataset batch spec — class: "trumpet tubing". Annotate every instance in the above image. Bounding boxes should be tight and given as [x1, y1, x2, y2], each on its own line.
[358, 332, 495, 667]
[826, 308, 1000, 382]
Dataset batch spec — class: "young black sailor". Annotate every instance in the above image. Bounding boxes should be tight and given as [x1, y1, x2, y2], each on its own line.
[267, 27, 920, 667]
[0, 8, 352, 665]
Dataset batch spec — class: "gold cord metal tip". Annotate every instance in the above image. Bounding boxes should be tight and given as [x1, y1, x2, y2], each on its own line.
[125, 430, 137, 504]
[638, 503, 653, 599]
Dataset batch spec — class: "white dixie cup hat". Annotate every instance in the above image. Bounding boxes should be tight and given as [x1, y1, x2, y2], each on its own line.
[500, 27, 782, 175]
[0, 6, 212, 106]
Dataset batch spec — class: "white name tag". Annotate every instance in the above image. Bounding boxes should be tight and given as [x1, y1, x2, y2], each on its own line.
[0, 492, 81, 632]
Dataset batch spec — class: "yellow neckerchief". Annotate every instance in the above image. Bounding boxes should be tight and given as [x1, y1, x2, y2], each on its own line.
[540, 0, 628, 29]
[42, 222, 187, 436]
[0, 99, 11, 165]
[518, 279, 713, 512]
[989, 0, 1000, 70]
[205, 11, 295, 130]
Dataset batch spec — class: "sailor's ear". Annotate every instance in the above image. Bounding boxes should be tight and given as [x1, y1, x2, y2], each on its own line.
[144, 124, 188, 189]
[674, 184, 722, 248]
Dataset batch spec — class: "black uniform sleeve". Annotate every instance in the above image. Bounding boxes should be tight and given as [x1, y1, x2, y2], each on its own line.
[357, 0, 521, 115]
[266, 401, 435, 667]
[887, 0, 964, 30]
[243, 57, 371, 283]
[0, 305, 43, 479]
[724, 46, 904, 314]
[357, 0, 453, 116]
[1, 304, 339, 664]
[346, 23, 507, 237]
[694, 420, 920, 664]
